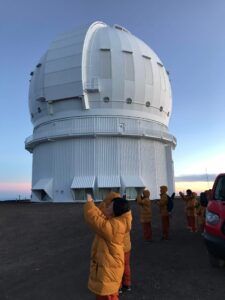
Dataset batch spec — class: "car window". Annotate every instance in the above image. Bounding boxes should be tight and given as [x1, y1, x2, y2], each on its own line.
[215, 176, 225, 200]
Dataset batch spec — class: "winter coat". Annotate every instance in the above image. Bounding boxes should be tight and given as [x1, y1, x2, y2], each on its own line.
[158, 192, 169, 216]
[137, 190, 152, 223]
[98, 192, 131, 252]
[186, 195, 197, 217]
[84, 201, 132, 296]
[196, 203, 206, 225]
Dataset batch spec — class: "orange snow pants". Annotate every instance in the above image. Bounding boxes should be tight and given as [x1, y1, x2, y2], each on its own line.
[142, 222, 152, 240]
[122, 250, 131, 287]
[96, 294, 119, 300]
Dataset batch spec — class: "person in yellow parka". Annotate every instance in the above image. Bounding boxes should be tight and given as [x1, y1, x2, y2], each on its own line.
[157, 185, 170, 240]
[179, 189, 196, 230]
[84, 194, 132, 300]
[136, 189, 152, 241]
[180, 189, 197, 232]
[98, 192, 132, 292]
[179, 190, 190, 229]
[186, 191, 197, 232]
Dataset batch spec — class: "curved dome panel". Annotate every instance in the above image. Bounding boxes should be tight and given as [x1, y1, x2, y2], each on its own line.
[29, 21, 172, 127]
[82, 23, 172, 126]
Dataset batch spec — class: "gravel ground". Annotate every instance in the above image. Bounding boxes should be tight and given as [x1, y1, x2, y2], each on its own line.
[0, 199, 224, 300]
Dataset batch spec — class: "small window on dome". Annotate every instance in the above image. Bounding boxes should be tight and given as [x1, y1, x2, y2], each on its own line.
[142, 55, 151, 60]
[146, 101, 151, 107]
[160, 106, 163, 112]
[122, 50, 133, 54]
[38, 107, 41, 113]
[126, 98, 132, 104]
[167, 112, 170, 117]
[31, 113, 34, 118]
[103, 97, 110, 103]
[36, 63, 42, 68]
[114, 25, 123, 30]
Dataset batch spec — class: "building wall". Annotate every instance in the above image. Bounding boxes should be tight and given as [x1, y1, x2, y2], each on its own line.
[31, 134, 174, 202]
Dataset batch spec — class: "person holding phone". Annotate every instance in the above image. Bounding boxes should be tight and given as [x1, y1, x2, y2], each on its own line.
[84, 194, 132, 300]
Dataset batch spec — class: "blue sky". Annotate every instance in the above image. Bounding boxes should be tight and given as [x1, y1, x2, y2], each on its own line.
[1, 0, 225, 199]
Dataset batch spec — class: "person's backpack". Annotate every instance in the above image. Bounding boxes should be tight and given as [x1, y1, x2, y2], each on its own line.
[167, 192, 175, 212]
[200, 192, 208, 207]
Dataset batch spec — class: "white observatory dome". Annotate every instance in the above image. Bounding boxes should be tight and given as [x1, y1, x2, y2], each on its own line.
[26, 21, 176, 202]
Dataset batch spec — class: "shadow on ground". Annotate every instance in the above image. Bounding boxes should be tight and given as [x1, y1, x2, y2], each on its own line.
[0, 199, 224, 300]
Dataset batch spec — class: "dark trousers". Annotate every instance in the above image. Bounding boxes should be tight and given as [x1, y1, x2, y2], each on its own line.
[189, 216, 196, 232]
[161, 216, 169, 239]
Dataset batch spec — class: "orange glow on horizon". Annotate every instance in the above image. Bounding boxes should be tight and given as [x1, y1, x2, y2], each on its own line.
[175, 181, 214, 194]
[0, 180, 214, 196]
[0, 182, 31, 193]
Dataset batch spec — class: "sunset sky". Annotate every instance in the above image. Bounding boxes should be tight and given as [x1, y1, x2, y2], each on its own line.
[1, 0, 225, 199]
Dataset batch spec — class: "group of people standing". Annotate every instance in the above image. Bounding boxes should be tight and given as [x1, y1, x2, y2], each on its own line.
[136, 185, 170, 241]
[179, 189, 208, 233]
[83, 187, 209, 299]
[83, 184, 173, 300]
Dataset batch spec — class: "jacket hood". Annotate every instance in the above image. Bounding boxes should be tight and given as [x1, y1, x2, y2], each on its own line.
[119, 210, 132, 233]
[143, 189, 150, 198]
[103, 191, 121, 207]
[160, 185, 168, 193]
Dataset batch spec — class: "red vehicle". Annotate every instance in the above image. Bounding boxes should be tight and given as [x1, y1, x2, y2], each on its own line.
[203, 173, 225, 267]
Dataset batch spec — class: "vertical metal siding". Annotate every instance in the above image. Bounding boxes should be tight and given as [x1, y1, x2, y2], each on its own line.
[118, 137, 139, 175]
[154, 141, 167, 189]
[140, 139, 158, 198]
[95, 137, 118, 175]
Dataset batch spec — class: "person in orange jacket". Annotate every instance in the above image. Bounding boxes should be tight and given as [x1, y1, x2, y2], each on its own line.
[98, 192, 132, 293]
[84, 194, 132, 300]
[187, 191, 197, 232]
[180, 189, 197, 232]
[136, 189, 152, 241]
[157, 185, 170, 240]
[179, 189, 192, 229]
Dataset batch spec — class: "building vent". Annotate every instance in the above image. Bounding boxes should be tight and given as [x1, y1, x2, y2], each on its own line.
[103, 97, 110, 103]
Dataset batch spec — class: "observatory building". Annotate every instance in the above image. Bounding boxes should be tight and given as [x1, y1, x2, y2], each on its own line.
[25, 21, 176, 202]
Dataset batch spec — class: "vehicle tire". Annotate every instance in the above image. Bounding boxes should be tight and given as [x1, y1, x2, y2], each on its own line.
[209, 253, 225, 268]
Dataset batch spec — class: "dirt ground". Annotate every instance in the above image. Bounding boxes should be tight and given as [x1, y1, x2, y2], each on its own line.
[0, 199, 224, 300]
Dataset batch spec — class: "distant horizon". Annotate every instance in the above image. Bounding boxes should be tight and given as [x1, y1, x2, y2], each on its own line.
[0, 174, 216, 200]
